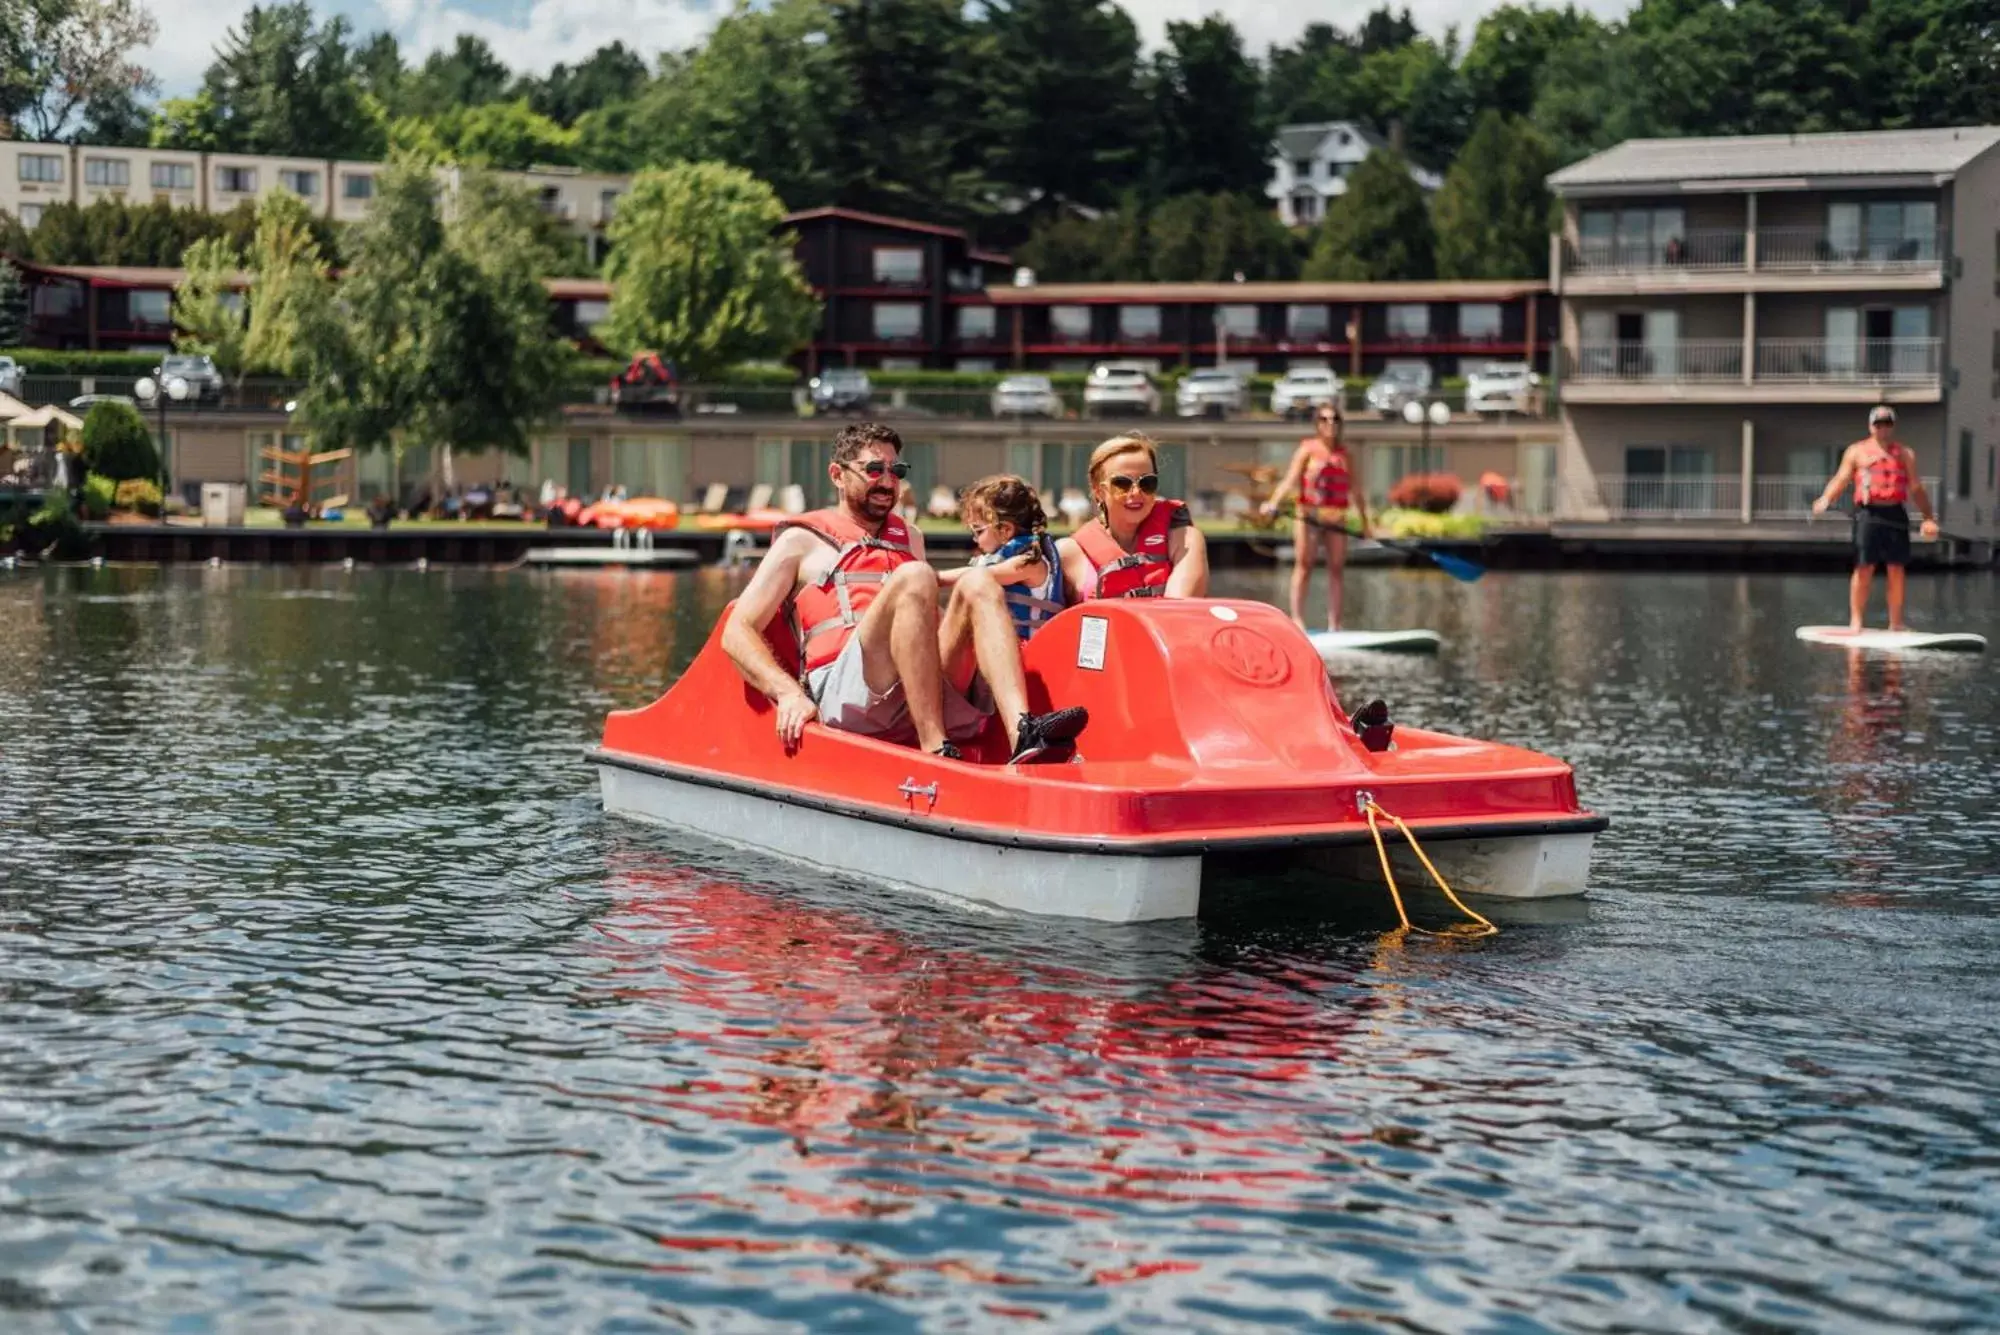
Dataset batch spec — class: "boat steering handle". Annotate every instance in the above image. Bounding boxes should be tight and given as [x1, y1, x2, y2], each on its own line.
[899, 778, 939, 809]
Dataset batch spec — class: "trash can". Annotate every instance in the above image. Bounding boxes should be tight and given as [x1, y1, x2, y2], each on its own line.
[201, 482, 246, 527]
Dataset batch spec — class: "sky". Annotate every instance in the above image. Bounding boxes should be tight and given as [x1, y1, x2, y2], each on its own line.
[140, 0, 1639, 99]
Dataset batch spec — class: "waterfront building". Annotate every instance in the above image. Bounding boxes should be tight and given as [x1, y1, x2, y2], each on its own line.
[1550, 126, 2000, 543]
[1267, 121, 1442, 226]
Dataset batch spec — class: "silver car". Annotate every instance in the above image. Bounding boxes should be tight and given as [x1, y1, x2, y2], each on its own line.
[1082, 362, 1161, 418]
[1270, 366, 1341, 419]
[1465, 361, 1541, 415]
[1364, 361, 1434, 416]
[1174, 368, 1245, 418]
[990, 373, 1062, 418]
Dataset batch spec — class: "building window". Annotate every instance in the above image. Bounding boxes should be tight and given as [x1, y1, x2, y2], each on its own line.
[129, 290, 171, 327]
[84, 158, 130, 188]
[599, 189, 619, 221]
[1828, 200, 1939, 262]
[1294, 158, 1312, 179]
[1051, 305, 1091, 341]
[342, 173, 374, 200]
[30, 280, 78, 316]
[574, 299, 609, 327]
[873, 246, 924, 287]
[18, 154, 64, 184]
[18, 203, 44, 230]
[1386, 304, 1431, 340]
[217, 166, 257, 194]
[1286, 304, 1330, 339]
[151, 161, 195, 190]
[872, 302, 922, 341]
[1291, 192, 1318, 222]
[955, 358, 996, 373]
[1217, 304, 1259, 338]
[278, 169, 318, 197]
[1118, 305, 1161, 340]
[1459, 303, 1502, 341]
[955, 306, 996, 340]
[879, 357, 923, 371]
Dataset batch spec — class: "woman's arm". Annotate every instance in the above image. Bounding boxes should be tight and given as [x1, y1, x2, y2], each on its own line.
[1165, 526, 1209, 598]
[1260, 444, 1311, 516]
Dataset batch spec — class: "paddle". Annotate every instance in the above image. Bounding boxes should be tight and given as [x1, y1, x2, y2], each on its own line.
[1267, 503, 1488, 582]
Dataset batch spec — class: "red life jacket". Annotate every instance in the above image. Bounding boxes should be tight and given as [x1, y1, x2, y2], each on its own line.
[781, 508, 915, 673]
[1854, 443, 1911, 506]
[1301, 440, 1351, 511]
[1074, 500, 1184, 600]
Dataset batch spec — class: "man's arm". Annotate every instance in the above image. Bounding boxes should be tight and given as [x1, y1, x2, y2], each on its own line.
[1813, 444, 1857, 513]
[722, 529, 811, 702]
[1907, 449, 1940, 535]
[1165, 526, 1210, 598]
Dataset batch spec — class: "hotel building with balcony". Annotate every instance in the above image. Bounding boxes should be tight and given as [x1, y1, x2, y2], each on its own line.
[1549, 126, 2000, 541]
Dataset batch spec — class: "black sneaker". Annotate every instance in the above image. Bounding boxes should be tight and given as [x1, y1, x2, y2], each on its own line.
[1010, 706, 1089, 764]
[1349, 699, 1393, 753]
[932, 741, 964, 761]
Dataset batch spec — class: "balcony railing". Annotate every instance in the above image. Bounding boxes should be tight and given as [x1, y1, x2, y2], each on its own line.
[1577, 473, 1942, 521]
[1567, 230, 1749, 273]
[1566, 338, 1941, 386]
[1756, 227, 1944, 271]
[1566, 340, 1745, 383]
[1755, 337, 1941, 384]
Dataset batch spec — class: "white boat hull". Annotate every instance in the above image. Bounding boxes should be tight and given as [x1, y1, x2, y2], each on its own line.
[599, 762, 1202, 923]
[1796, 625, 1986, 653]
[599, 763, 1596, 920]
[1311, 629, 1444, 659]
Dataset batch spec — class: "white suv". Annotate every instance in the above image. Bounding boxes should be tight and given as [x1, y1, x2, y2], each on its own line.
[1465, 361, 1541, 415]
[1271, 366, 1341, 420]
[1082, 362, 1161, 418]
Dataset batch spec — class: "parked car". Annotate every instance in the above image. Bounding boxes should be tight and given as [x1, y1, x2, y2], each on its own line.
[1174, 368, 1245, 418]
[159, 352, 224, 404]
[0, 356, 22, 397]
[1364, 361, 1434, 416]
[1271, 366, 1341, 419]
[810, 367, 872, 416]
[990, 373, 1062, 418]
[69, 394, 138, 412]
[1465, 361, 1541, 415]
[1082, 362, 1161, 418]
[609, 351, 680, 415]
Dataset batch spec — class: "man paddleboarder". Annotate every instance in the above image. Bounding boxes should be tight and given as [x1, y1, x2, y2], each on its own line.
[1810, 405, 1939, 632]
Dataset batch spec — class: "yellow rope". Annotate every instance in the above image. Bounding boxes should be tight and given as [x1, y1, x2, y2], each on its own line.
[1361, 798, 1498, 938]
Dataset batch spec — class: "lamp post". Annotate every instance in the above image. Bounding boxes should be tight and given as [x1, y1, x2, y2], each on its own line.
[1402, 396, 1453, 473]
[134, 370, 190, 511]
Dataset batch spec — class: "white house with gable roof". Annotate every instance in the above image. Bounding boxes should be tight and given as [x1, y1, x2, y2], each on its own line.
[1268, 121, 1444, 226]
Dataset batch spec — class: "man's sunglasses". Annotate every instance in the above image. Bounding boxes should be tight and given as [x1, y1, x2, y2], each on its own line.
[844, 459, 912, 480]
[1107, 473, 1160, 495]
[1317, 412, 1341, 424]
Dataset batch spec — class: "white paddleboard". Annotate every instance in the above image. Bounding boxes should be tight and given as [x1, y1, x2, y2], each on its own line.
[1796, 626, 1986, 653]
[1311, 629, 1444, 658]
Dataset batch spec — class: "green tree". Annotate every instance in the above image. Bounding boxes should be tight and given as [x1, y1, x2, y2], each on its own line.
[1146, 193, 1301, 282]
[1150, 16, 1270, 198]
[174, 236, 250, 381]
[519, 42, 649, 125]
[1304, 150, 1435, 281]
[396, 34, 513, 120]
[81, 400, 158, 481]
[601, 162, 820, 380]
[1432, 111, 1557, 279]
[149, 93, 226, 150]
[1263, 23, 1363, 124]
[391, 99, 578, 169]
[241, 191, 336, 377]
[0, 0, 158, 141]
[0, 258, 27, 347]
[1861, 0, 2000, 127]
[194, 2, 384, 158]
[1461, 4, 1603, 122]
[1352, 33, 1471, 168]
[980, 0, 1150, 211]
[827, 0, 993, 222]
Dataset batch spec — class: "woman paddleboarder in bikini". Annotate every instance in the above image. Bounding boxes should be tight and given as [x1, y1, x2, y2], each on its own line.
[1261, 402, 1372, 631]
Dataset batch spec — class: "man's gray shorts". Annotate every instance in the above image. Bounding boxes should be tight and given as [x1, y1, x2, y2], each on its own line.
[806, 633, 991, 746]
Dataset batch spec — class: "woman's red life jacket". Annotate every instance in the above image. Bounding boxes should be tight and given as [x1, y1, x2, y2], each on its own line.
[1301, 440, 1351, 511]
[780, 509, 915, 672]
[1854, 443, 1911, 506]
[1074, 499, 1185, 599]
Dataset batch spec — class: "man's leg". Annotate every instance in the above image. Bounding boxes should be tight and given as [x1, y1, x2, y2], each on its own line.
[941, 567, 1028, 751]
[851, 562, 949, 752]
[1885, 562, 1908, 631]
[1848, 564, 1875, 631]
[1325, 531, 1347, 631]
[1288, 519, 1313, 629]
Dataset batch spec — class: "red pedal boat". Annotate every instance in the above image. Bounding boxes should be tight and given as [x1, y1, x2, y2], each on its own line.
[591, 599, 1606, 922]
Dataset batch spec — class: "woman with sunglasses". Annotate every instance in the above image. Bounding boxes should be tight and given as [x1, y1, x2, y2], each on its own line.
[1058, 434, 1209, 602]
[1261, 402, 1370, 630]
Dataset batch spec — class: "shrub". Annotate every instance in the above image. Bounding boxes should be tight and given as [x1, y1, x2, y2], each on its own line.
[82, 400, 159, 482]
[1387, 472, 1463, 514]
[80, 472, 117, 519]
[114, 478, 163, 515]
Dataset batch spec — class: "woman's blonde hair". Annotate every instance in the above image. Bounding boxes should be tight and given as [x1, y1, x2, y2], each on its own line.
[958, 474, 1047, 534]
[1086, 433, 1159, 495]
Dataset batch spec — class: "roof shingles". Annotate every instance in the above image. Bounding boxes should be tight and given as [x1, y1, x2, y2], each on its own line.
[1549, 126, 2000, 191]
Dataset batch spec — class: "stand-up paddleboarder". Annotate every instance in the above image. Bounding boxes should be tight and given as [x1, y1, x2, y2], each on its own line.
[1811, 405, 1939, 632]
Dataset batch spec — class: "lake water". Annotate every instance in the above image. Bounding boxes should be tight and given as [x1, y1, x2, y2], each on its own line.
[2, 562, 1998, 1332]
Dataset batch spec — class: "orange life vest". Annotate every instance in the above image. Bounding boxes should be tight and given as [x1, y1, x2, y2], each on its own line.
[1301, 440, 1351, 511]
[1074, 500, 1184, 599]
[1854, 442, 1911, 506]
[781, 508, 915, 673]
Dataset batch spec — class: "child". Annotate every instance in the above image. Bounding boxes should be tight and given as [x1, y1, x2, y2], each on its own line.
[955, 474, 1066, 640]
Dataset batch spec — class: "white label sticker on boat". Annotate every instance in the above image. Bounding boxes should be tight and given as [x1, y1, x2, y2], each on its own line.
[1077, 616, 1108, 671]
[1209, 605, 1239, 622]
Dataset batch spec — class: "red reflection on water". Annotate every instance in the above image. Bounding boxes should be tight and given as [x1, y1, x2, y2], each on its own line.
[1824, 650, 1916, 896]
[581, 861, 1391, 1290]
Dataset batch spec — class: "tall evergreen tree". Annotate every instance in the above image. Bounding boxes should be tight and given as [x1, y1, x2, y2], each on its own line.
[1263, 23, 1363, 125]
[197, 4, 382, 158]
[1150, 17, 1270, 198]
[980, 0, 1150, 211]
[1432, 111, 1556, 279]
[827, 0, 992, 221]
[519, 43, 649, 126]
[1304, 150, 1435, 281]
[0, 259, 27, 348]
[396, 35, 513, 120]
[1461, 5, 1602, 122]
